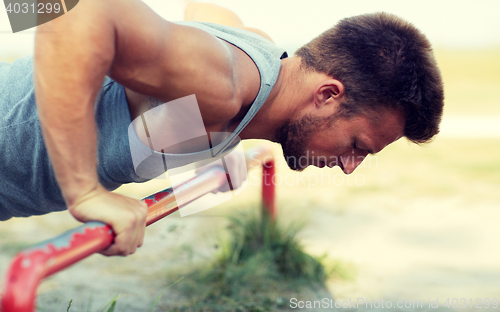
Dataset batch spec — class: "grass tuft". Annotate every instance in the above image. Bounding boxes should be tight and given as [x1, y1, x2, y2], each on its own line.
[166, 208, 354, 311]
[222, 208, 327, 282]
[98, 295, 118, 312]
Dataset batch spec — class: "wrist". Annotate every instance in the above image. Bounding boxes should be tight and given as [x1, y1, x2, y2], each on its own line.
[64, 180, 102, 209]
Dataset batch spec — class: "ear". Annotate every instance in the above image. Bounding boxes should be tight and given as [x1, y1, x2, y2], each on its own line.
[313, 79, 344, 108]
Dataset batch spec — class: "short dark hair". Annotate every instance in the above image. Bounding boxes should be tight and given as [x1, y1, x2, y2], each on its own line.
[295, 12, 444, 143]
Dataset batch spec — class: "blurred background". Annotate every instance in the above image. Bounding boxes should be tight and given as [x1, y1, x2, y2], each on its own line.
[1, 0, 499, 311]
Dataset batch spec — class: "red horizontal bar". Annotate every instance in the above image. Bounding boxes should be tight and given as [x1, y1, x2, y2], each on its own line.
[1, 147, 274, 312]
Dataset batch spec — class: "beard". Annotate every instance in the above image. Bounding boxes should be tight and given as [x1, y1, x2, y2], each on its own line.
[275, 115, 332, 171]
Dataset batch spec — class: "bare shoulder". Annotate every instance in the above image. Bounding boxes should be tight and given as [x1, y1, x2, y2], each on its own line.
[122, 22, 260, 126]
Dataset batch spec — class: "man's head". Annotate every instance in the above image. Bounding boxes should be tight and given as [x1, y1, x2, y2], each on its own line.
[278, 12, 443, 172]
[295, 12, 444, 143]
[276, 107, 405, 173]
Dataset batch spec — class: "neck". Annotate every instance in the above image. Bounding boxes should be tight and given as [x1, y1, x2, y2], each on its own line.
[239, 56, 312, 142]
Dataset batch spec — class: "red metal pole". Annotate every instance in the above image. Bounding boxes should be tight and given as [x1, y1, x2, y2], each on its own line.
[244, 146, 276, 220]
[1, 147, 275, 312]
[262, 159, 276, 221]
[0, 168, 227, 312]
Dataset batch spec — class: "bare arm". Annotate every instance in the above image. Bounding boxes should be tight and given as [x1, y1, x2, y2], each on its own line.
[35, 1, 114, 207]
[35, 0, 181, 256]
[35, 0, 245, 256]
[35, 0, 152, 256]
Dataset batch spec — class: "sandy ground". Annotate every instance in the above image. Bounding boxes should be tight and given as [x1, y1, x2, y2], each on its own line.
[300, 198, 500, 311]
[1, 140, 500, 312]
[2, 185, 500, 311]
[0, 207, 228, 311]
[1, 116, 500, 311]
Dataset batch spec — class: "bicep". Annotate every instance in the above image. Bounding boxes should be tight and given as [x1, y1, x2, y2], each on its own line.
[113, 21, 239, 120]
[106, 0, 171, 83]
[158, 24, 240, 121]
[160, 23, 236, 95]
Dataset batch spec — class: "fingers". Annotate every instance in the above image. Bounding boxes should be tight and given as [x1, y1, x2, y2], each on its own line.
[70, 190, 148, 256]
[102, 199, 147, 256]
[68, 186, 148, 257]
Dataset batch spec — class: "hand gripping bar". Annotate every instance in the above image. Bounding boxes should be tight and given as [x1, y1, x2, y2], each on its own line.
[1, 147, 275, 312]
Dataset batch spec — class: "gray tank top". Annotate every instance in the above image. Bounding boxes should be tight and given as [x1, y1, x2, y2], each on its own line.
[0, 22, 287, 220]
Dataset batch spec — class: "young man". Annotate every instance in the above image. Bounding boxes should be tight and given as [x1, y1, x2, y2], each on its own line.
[0, 1, 444, 256]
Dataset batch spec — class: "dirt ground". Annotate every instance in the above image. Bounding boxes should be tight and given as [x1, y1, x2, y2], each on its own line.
[1, 133, 500, 312]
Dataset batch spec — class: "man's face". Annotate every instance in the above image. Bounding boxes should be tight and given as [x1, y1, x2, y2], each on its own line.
[275, 108, 405, 173]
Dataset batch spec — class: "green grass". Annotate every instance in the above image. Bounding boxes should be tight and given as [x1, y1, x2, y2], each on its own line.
[35, 210, 352, 312]
[43, 278, 184, 312]
[163, 209, 354, 311]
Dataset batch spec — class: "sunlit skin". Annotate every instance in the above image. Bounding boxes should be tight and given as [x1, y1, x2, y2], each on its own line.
[304, 109, 405, 174]
[238, 56, 406, 174]
[273, 104, 405, 173]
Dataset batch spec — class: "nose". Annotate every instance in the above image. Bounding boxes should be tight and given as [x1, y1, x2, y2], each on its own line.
[340, 151, 368, 174]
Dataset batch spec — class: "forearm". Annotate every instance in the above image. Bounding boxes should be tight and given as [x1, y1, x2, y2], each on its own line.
[35, 1, 116, 206]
